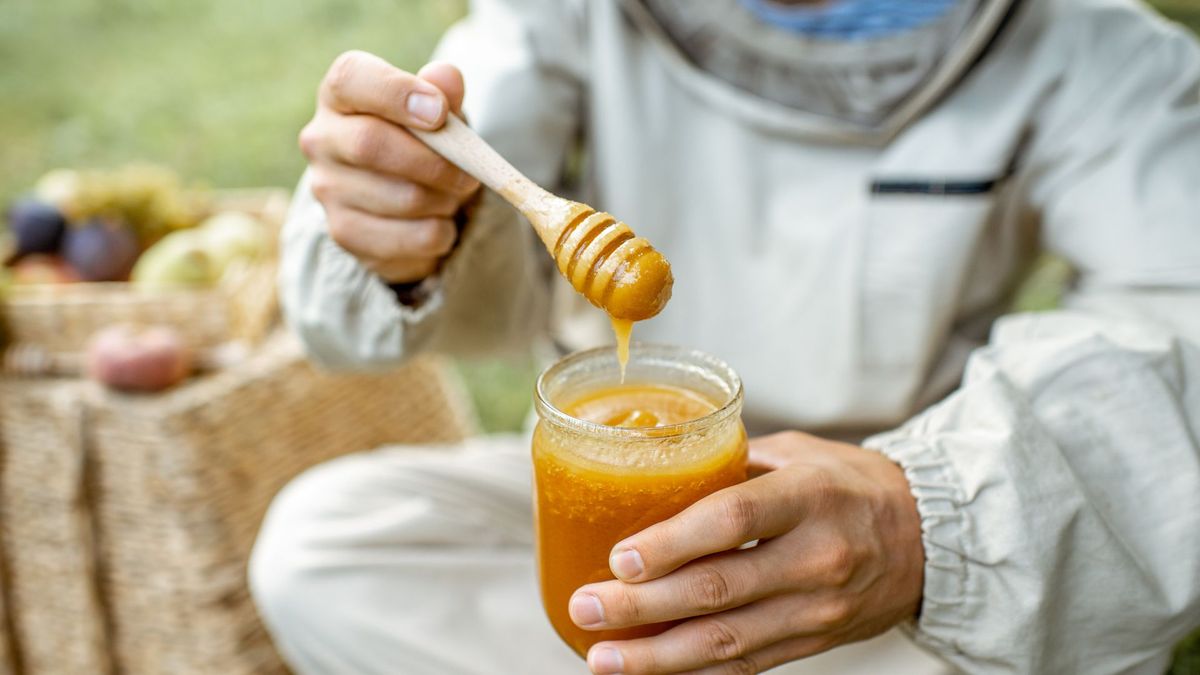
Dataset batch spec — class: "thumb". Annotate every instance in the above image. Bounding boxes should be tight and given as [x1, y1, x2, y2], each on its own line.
[417, 61, 466, 116]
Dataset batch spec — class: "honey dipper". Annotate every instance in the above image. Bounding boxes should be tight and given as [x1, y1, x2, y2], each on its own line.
[409, 116, 673, 322]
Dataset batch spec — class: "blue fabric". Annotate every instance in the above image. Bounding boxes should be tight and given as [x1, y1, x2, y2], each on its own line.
[737, 0, 961, 39]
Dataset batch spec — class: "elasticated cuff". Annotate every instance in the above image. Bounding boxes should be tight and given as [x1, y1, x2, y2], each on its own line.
[862, 432, 970, 655]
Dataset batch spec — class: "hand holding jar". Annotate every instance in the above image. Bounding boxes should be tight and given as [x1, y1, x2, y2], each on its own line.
[570, 432, 925, 675]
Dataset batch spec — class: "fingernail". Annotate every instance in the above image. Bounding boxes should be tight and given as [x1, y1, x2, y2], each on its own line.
[610, 548, 643, 580]
[589, 646, 624, 674]
[406, 91, 444, 125]
[569, 592, 605, 627]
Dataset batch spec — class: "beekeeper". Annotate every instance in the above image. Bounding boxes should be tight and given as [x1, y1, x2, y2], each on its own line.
[249, 0, 1200, 673]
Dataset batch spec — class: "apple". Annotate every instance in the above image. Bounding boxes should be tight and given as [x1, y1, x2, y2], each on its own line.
[85, 324, 193, 392]
[9, 254, 81, 285]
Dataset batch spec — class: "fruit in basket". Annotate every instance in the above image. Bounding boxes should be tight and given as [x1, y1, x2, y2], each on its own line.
[85, 324, 193, 392]
[9, 254, 81, 284]
[62, 218, 141, 282]
[34, 169, 86, 220]
[6, 198, 67, 258]
[198, 211, 267, 275]
[35, 165, 210, 245]
[131, 229, 216, 289]
[105, 164, 206, 244]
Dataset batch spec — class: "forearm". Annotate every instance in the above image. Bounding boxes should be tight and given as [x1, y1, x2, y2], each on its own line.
[278, 171, 443, 370]
[865, 303, 1200, 674]
[279, 174, 553, 368]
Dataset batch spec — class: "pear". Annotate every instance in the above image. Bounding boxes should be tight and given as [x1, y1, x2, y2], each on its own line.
[131, 229, 217, 289]
[197, 211, 267, 277]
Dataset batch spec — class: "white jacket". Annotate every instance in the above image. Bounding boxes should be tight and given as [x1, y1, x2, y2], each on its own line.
[278, 0, 1200, 672]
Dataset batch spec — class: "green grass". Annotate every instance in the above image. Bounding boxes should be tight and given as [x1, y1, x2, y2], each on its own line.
[453, 356, 539, 434]
[0, 0, 465, 206]
[1174, 628, 1200, 675]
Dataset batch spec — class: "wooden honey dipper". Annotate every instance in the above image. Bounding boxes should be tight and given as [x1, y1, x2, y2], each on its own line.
[409, 116, 673, 322]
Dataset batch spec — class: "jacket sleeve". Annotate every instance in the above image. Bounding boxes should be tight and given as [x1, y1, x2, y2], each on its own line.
[865, 8, 1200, 674]
[278, 0, 586, 370]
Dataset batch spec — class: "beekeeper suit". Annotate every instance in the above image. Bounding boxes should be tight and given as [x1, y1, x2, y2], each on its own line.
[250, 0, 1200, 673]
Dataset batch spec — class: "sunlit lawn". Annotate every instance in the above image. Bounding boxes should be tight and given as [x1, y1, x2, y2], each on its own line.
[0, 0, 464, 203]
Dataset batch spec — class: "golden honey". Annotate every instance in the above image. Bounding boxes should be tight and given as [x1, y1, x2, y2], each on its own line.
[532, 347, 746, 657]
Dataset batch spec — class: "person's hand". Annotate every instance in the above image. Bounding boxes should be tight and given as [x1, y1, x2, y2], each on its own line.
[570, 432, 924, 674]
[300, 51, 481, 282]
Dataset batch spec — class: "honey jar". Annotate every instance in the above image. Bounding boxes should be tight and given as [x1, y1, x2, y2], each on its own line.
[532, 343, 747, 656]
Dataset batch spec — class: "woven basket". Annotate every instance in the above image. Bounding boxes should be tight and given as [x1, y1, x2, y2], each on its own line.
[0, 333, 478, 675]
[0, 188, 289, 356]
[0, 541, 11, 675]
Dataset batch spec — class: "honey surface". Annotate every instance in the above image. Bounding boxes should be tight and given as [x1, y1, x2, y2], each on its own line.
[564, 383, 715, 428]
[534, 384, 747, 656]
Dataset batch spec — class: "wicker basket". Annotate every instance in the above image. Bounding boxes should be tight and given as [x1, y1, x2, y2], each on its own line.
[0, 546, 11, 675]
[0, 333, 478, 675]
[0, 188, 289, 356]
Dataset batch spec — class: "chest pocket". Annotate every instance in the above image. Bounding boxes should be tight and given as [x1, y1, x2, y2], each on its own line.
[859, 177, 1005, 379]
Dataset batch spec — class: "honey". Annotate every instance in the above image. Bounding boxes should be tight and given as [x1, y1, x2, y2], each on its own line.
[533, 349, 746, 657]
[610, 317, 633, 381]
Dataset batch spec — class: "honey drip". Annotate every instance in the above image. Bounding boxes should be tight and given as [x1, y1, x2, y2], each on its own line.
[611, 317, 633, 382]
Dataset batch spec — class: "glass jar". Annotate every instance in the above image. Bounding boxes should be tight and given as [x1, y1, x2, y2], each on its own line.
[532, 343, 747, 657]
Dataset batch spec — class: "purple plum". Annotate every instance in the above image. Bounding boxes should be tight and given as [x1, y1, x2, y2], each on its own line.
[62, 219, 141, 282]
[6, 198, 66, 258]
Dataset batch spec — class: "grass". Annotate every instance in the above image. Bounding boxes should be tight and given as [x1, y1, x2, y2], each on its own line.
[0, 0, 465, 206]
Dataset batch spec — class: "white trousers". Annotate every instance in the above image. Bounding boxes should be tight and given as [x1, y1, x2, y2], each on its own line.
[249, 435, 955, 675]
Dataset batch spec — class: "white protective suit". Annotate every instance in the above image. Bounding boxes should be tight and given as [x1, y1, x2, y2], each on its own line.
[250, 0, 1200, 673]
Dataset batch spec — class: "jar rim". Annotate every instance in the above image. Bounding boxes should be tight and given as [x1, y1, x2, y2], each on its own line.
[533, 342, 744, 439]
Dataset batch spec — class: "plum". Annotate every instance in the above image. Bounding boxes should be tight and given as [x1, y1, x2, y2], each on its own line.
[85, 324, 193, 392]
[6, 198, 67, 259]
[62, 218, 141, 282]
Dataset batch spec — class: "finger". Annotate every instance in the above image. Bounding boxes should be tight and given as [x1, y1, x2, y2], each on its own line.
[417, 62, 465, 115]
[325, 206, 457, 262]
[586, 593, 821, 675]
[747, 431, 818, 473]
[685, 634, 839, 675]
[302, 113, 479, 195]
[368, 256, 440, 284]
[573, 549, 785, 630]
[320, 50, 448, 129]
[610, 469, 806, 583]
[309, 165, 462, 219]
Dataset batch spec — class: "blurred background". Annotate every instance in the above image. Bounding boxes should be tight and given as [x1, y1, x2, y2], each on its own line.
[1, 0, 541, 431]
[2, 0, 1199, 431]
